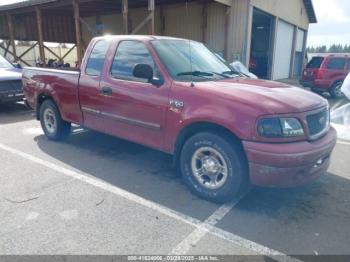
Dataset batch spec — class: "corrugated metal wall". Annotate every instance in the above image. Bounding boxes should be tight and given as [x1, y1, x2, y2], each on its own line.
[229, 0, 250, 63]
[0, 13, 75, 43]
[163, 2, 202, 41]
[251, 0, 309, 30]
[81, 1, 227, 55]
[206, 2, 226, 54]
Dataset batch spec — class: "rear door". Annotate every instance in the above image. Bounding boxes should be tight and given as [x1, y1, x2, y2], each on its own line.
[98, 40, 171, 151]
[323, 57, 347, 84]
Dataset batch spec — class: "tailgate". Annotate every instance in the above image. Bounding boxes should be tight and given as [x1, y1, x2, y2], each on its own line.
[302, 68, 317, 81]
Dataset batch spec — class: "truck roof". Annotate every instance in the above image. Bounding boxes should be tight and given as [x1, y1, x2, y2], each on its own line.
[92, 35, 194, 42]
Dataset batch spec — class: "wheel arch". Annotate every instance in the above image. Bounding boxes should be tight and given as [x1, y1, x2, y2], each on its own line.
[36, 92, 58, 120]
[172, 121, 245, 168]
[331, 79, 344, 88]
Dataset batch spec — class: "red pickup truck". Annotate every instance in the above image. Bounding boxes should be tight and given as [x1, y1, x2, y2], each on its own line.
[23, 35, 337, 203]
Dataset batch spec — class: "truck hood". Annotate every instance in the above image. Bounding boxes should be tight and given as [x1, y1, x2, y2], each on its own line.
[0, 68, 22, 81]
[198, 78, 328, 114]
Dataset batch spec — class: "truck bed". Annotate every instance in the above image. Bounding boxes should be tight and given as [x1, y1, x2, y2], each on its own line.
[23, 67, 83, 124]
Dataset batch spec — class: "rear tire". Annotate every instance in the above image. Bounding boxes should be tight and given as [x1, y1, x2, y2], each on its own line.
[40, 99, 71, 141]
[180, 132, 248, 203]
[330, 81, 344, 99]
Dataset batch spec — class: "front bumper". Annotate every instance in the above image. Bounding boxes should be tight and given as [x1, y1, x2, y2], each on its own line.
[243, 127, 337, 187]
[0, 91, 24, 103]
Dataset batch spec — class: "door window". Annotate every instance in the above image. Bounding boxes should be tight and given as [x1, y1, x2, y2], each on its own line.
[85, 40, 110, 76]
[327, 58, 346, 70]
[111, 41, 158, 82]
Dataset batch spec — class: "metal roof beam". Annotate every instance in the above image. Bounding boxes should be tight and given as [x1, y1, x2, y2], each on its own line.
[214, 0, 232, 6]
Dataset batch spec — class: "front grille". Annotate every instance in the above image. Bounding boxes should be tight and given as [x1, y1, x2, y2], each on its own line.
[0, 80, 23, 93]
[307, 108, 329, 138]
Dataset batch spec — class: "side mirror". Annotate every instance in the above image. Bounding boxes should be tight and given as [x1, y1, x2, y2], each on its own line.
[133, 63, 153, 81]
[133, 63, 164, 87]
[12, 62, 22, 69]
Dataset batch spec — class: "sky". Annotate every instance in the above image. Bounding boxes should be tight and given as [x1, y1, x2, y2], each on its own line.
[1, 0, 350, 48]
[308, 0, 350, 47]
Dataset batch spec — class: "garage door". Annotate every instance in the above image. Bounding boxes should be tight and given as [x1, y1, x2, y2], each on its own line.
[293, 28, 305, 77]
[273, 20, 294, 80]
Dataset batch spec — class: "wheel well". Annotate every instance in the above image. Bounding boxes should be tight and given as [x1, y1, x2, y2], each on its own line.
[331, 80, 343, 87]
[36, 94, 54, 120]
[173, 122, 242, 167]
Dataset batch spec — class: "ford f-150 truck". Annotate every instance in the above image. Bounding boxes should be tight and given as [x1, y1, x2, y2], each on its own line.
[23, 35, 337, 203]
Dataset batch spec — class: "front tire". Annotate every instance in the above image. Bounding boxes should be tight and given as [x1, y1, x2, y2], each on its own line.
[40, 99, 71, 141]
[180, 132, 248, 203]
[330, 81, 344, 99]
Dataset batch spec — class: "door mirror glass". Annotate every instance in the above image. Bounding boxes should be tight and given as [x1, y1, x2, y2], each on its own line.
[12, 62, 22, 69]
[133, 63, 153, 80]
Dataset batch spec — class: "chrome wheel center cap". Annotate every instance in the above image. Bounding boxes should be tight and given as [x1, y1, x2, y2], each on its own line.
[202, 157, 220, 174]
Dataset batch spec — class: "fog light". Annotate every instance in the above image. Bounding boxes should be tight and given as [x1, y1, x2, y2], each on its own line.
[313, 159, 324, 168]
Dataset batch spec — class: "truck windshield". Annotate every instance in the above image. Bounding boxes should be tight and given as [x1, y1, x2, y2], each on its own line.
[151, 39, 236, 82]
[0, 55, 13, 69]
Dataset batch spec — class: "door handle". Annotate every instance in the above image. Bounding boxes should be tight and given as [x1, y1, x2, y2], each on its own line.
[101, 86, 112, 96]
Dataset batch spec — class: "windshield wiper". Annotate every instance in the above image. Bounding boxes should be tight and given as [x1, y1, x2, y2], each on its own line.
[177, 71, 232, 79]
[211, 72, 231, 78]
[177, 71, 214, 78]
[222, 70, 245, 78]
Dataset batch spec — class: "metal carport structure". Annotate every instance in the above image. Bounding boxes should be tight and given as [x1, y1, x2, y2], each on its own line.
[0, 0, 232, 66]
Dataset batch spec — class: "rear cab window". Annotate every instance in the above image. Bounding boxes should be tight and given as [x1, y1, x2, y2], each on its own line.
[326, 58, 346, 70]
[85, 40, 110, 76]
[306, 57, 324, 69]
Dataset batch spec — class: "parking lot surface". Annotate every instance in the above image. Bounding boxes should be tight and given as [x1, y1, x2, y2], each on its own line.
[0, 100, 350, 260]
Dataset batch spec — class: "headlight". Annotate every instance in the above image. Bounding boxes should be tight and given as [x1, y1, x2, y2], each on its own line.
[258, 118, 304, 138]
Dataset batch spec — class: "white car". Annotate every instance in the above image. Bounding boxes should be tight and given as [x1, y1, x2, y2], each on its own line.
[341, 73, 350, 100]
[331, 73, 350, 141]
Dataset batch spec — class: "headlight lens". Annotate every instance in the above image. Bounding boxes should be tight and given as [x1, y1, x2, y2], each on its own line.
[258, 118, 304, 138]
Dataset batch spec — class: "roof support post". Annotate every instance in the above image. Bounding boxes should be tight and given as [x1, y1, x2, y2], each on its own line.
[6, 13, 17, 61]
[73, 0, 83, 64]
[148, 0, 155, 35]
[35, 7, 46, 65]
[202, 1, 208, 43]
[122, 0, 128, 34]
[289, 26, 298, 78]
[223, 6, 230, 60]
[159, 5, 165, 35]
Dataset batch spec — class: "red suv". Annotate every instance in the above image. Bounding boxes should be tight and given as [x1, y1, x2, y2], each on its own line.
[301, 55, 350, 98]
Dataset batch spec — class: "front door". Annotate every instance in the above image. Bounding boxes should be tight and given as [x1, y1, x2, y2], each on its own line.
[98, 40, 170, 151]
